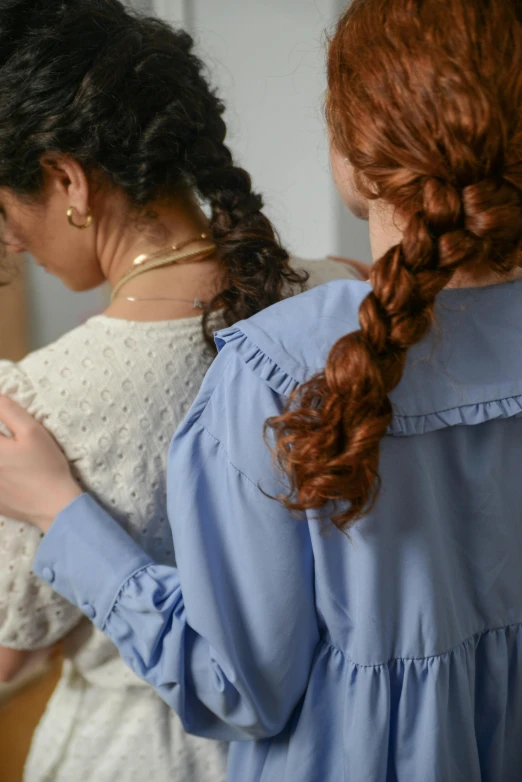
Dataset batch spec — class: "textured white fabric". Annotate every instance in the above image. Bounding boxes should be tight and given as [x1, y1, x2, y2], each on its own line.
[0, 258, 361, 782]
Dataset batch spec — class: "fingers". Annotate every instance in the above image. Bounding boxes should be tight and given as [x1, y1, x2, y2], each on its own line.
[0, 394, 36, 438]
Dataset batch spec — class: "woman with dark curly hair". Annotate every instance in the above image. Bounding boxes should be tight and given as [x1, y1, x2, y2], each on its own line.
[0, 0, 361, 780]
[4, 0, 522, 780]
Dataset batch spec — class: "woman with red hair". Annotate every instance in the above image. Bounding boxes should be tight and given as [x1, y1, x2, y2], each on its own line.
[0, 1, 521, 779]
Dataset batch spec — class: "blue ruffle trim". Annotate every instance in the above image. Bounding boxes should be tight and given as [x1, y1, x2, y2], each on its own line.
[215, 326, 522, 437]
[215, 326, 300, 398]
[390, 395, 522, 436]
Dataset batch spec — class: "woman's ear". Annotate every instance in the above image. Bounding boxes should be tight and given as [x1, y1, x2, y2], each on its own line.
[40, 154, 91, 218]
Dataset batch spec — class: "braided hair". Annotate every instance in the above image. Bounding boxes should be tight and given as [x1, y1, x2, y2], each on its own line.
[268, 0, 522, 530]
[0, 0, 305, 347]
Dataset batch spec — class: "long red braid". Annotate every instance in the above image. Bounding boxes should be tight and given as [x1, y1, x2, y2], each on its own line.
[268, 0, 522, 529]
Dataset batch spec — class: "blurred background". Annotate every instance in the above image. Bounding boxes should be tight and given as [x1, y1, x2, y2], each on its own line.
[0, 0, 370, 778]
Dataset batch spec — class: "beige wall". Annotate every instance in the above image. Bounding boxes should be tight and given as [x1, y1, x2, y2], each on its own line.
[0, 264, 28, 361]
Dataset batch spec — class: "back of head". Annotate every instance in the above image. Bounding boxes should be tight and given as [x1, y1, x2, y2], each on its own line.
[269, 0, 522, 529]
[0, 0, 304, 343]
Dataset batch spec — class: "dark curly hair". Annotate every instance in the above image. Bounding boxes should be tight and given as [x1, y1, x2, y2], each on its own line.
[0, 0, 306, 346]
[268, 0, 522, 530]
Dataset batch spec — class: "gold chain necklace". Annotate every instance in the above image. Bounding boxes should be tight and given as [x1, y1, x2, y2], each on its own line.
[111, 233, 217, 302]
[113, 295, 206, 310]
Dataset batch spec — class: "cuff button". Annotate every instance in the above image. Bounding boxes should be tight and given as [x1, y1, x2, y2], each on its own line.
[82, 604, 96, 620]
[42, 567, 55, 584]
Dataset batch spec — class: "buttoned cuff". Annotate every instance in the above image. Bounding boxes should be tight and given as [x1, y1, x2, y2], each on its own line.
[33, 493, 154, 630]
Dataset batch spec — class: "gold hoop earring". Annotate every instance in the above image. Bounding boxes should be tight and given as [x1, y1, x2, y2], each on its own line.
[67, 207, 93, 230]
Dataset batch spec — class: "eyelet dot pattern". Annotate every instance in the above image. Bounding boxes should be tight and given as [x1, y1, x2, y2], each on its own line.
[0, 313, 226, 782]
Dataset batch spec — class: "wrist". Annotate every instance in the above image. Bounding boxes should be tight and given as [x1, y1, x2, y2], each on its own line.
[38, 483, 83, 533]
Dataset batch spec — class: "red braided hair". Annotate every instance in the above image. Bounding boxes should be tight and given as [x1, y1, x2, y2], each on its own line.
[268, 0, 522, 530]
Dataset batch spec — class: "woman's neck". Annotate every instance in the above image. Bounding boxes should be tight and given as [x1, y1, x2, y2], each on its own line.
[98, 192, 222, 322]
[368, 201, 522, 288]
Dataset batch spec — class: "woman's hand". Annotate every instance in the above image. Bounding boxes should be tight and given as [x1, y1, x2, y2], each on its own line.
[0, 396, 82, 532]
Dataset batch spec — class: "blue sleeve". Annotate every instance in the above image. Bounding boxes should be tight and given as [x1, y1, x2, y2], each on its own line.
[33, 346, 320, 741]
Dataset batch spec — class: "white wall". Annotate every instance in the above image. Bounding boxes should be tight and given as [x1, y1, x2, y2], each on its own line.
[184, 0, 371, 262]
[127, 0, 155, 12]
[153, 0, 184, 23]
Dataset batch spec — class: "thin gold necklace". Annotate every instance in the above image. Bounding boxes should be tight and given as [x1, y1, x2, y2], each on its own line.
[111, 233, 216, 302]
[114, 295, 206, 309]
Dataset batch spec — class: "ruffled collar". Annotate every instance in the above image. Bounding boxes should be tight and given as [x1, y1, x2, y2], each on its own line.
[215, 276, 522, 437]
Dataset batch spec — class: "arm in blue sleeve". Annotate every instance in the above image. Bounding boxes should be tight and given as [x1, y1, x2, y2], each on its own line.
[33, 346, 320, 741]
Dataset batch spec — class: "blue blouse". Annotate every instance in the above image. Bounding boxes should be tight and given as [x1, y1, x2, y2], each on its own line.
[34, 278, 522, 781]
